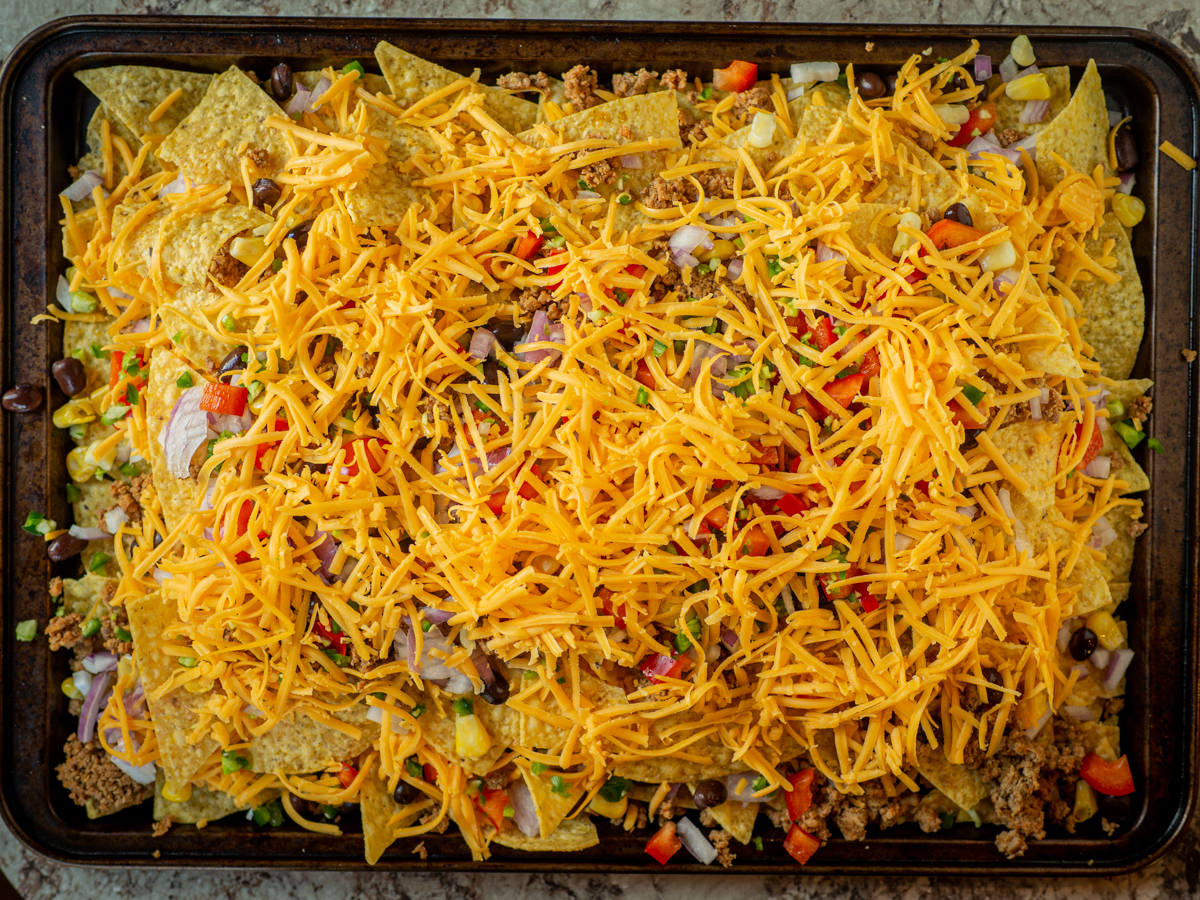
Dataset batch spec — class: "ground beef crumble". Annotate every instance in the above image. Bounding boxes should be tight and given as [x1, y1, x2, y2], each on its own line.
[661, 69, 688, 92]
[635, 803, 648, 830]
[516, 287, 563, 321]
[995, 127, 1023, 147]
[1127, 520, 1148, 538]
[562, 65, 601, 110]
[678, 107, 708, 144]
[1127, 395, 1152, 425]
[416, 395, 453, 422]
[244, 147, 269, 169]
[47, 613, 86, 652]
[100, 603, 132, 656]
[56, 734, 153, 816]
[572, 132, 619, 189]
[1182, 348, 1197, 363]
[152, 816, 173, 837]
[612, 68, 658, 98]
[914, 804, 942, 833]
[107, 478, 143, 526]
[419, 809, 450, 833]
[496, 72, 553, 95]
[732, 83, 773, 120]
[49, 577, 63, 598]
[709, 828, 736, 866]
[209, 241, 248, 290]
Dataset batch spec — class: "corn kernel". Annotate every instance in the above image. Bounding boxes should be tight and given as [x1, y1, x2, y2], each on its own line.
[61, 676, 84, 700]
[1073, 779, 1098, 823]
[1010, 35, 1036, 68]
[66, 446, 97, 483]
[932, 104, 969, 126]
[708, 239, 736, 261]
[748, 111, 776, 149]
[979, 240, 1017, 273]
[892, 212, 922, 256]
[161, 781, 193, 803]
[52, 399, 96, 429]
[1112, 193, 1145, 228]
[184, 680, 210, 694]
[588, 793, 629, 819]
[455, 712, 492, 759]
[229, 236, 267, 267]
[1006, 73, 1050, 102]
[1087, 611, 1124, 651]
[118, 656, 134, 679]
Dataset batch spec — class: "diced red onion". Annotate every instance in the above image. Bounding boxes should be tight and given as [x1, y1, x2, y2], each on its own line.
[56, 275, 74, 312]
[468, 328, 496, 360]
[104, 507, 130, 533]
[665, 782, 681, 802]
[997, 488, 1015, 521]
[749, 485, 785, 501]
[1062, 705, 1095, 722]
[1056, 622, 1073, 653]
[508, 780, 540, 837]
[78, 670, 112, 743]
[305, 78, 331, 113]
[673, 249, 700, 268]
[72, 670, 94, 697]
[158, 387, 209, 478]
[1091, 647, 1111, 669]
[1089, 515, 1118, 550]
[992, 269, 1020, 295]
[967, 136, 1021, 165]
[721, 627, 739, 651]
[157, 175, 188, 199]
[724, 773, 765, 803]
[974, 55, 993, 81]
[1029, 396, 1042, 421]
[1107, 108, 1122, 127]
[1019, 99, 1050, 125]
[521, 309, 564, 365]
[1071, 664, 1091, 681]
[1015, 64, 1040, 79]
[312, 530, 353, 584]
[1009, 134, 1038, 161]
[208, 410, 252, 434]
[1082, 455, 1112, 479]
[619, 154, 643, 169]
[1116, 172, 1136, 196]
[284, 87, 312, 116]
[420, 607, 455, 625]
[82, 651, 118, 674]
[668, 224, 713, 257]
[576, 190, 602, 200]
[1102, 648, 1134, 692]
[152, 568, 168, 585]
[790, 62, 839, 84]
[956, 505, 977, 520]
[894, 532, 914, 553]
[676, 816, 718, 864]
[998, 55, 1019, 83]
[1013, 519, 1032, 555]
[815, 240, 845, 264]
[725, 258, 744, 280]
[70, 524, 110, 541]
[113, 754, 157, 785]
[786, 87, 805, 102]
[780, 585, 796, 616]
[1023, 708, 1051, 739]
[61, 169, 105, 202]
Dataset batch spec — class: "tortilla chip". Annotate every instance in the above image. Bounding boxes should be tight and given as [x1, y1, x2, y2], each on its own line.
[491, 815, 599, 852]
[110, 200, 272, 291]
[990, 66, 1071, 139]
[989, 417, 1068, 511]
[1011, 495, 1113, 616]
[917, 746, 990, 811]
[706, 798, 758, 845]
[533, 78, 568, 123]
[418, 697, 507, 776]
[1078, 720, 1121, 762]
[76, 106, 155, 186]
[159, 285, 239, 371]
[127, 591, 220, 792]
[59, 572, 117, 618]
[374, 41, 537, 134]
[157, 66, 292, 185]
[786, 81, 851, 125]
[344, 103, 438, 227]
[1106, 379, 1153, 414]
[360, 770, 420, 864]
[245, 702, 379, 774]
[63, 319, 113, 394]
[1036, 60, 1110, 189]
[1103, 427, 1149, 494]
[76, 67, 213, 140]
[1075, 214, 1145, 379]
[1099, 500, 1143, 585]
[519, 765, 579, 838]
[1109, 582, 1131, 606]
[1023, 309, 1085, 378]
[154, 769, 253, 824]
[844, 203, 900, 256]
[145, 348, 203, 532]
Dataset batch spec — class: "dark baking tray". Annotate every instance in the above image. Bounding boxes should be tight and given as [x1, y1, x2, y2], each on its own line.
[0, 15, 1197, 875]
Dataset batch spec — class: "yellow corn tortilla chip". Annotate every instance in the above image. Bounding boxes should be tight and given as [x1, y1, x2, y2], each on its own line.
[63, 319, 112, 394]
[990, 66, 1071, 139]
[153, 769, 259, 824]
[344, 103, 438, 227]
[127, 591, 221, 792]
[360, 770, 421, 864]
[843, 203, 900, 256]
[145, 348, 204, 532]
[159, 284, 240, 372]
[1106, 379, 1153, 414]
[157, 66, 292, 185]
[1024, 309, 1085, 378]
[1011, 494, 1112, 617]
[1102, 426, 1149, 494]
[1035, 60, 1109, 189]
[1098, 500, 1143, 585]
[917, 746, 990, 812]
[989, 417, 1068, 512]
[786, 81, 850, 125]
[706, 798, 758, 845]
[75, 106, 156, 188]
[76, 66, 213, 140]
[418, 698, 507, 776]
[491, 815, 599, 852]
[244, 702, 379, 774]
[110, 200, 272, 291]
[1078, 720, 1121, 762]
[59, 572, 117, 618]
[374, 41, 537, 134]
[1075, 214, 1145, 379]
[532, 78, 568, 123]
[520, 765, 579, 838]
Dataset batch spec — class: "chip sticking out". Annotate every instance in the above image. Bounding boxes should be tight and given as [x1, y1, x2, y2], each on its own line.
[154, 769, 264, 825]
[126, 591, 221, 793]
[417, 692, 507, 776]
[374, 41, 537, 134]
[518, 765, 579, 838]
[1101, 425, 1149, 495]
[917, 745, 990, 812]
[75, 106, 156, 188]
[1036, 59, 1109, 189]
[157, 66, 292, 185]
[344, 103, 438, 227]
[76, 66, 214, 140]
[491, 814, 599, 852]
[989, 417, 1069, 512]
[360, 770, 421, 864]
[1074, 214, 1145, 380]
[843, 203, 901, 259]
[1024, 309, 1085, 379]
[705, 797, 759, 844]
[157, 285, 238, 373]
[244, 703, 379, 774]
[990, 66, 1071, 138]
[143, 348, 203, 532]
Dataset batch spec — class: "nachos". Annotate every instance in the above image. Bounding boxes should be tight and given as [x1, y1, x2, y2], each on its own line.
[29, 36, 1153, 866]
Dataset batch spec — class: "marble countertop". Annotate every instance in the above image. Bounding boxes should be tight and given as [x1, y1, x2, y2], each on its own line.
[3, 1, 1198, 898]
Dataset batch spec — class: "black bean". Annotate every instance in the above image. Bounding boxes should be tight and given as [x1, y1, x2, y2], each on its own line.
[218, 346, 248, 379]
[287, 220, 313, 252]
[47, 533, 88, 561]
[856, 72, 885, 100]
[885, 74, 898, 95]
[944, 202, 973, 227]
[488, 319, 524, 348]
[270, 64, 293, 102]
[692, 779, 727, 810]
[252, 178, 282, 210]
[51, 358, 86, 396]
[980, 667, 1003, 705]
[1069, 626, 1098, 662]
[1113, 123, 1139, 172]
[481, 359, 502, 384]
[1097, 790, 1133, 821]
[479, 669, 511, 705]
[393, 780, 421, 805]
[2, 384, 42, 413]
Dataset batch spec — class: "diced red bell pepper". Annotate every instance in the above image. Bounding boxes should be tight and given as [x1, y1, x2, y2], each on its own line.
[748, 441, 779, 468]
[712, 60, 758, 94]
[949, 398, 986, 429]
[786, 315, 814, 343]
[109, 350, 125, 388]
[640, 653, 685, 683]
[486, 490, 506, 516]
[226, 498, 254, 538]
[645, 821, 682, 865]
[254, 418, 289, 469]
[313, 618, 347, 655]
[635, 359, 657, 389]
[926, 218, 987, 250]
[517, 461, 542, 500]
[946, 101, 997, 148]
[785, 769, 816, 821]
[1080, 753, 1135, 797]
[337, 764, 358, 789]
[476, 786, 511, 830]
[546, 262, 567, 291]
[813, 316, 837, 352]
[742, 525, 771, 557]
[788, 391, 828, 422]
[625, 263, 647, 280]
[200, 382, 248, 416]
[423, 763, 438, 784]
[1071, 421, 1103, 471]
[775, 493, 809, 518]
[824, 373, 864, 409]
[598, 587, 626, 630]
[341, 437, 388, 477]
[857, 348, 881, 379]
[783, 823, 821, 864]
[703, 505, 730, 532]
[513, 230, 543, 260]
